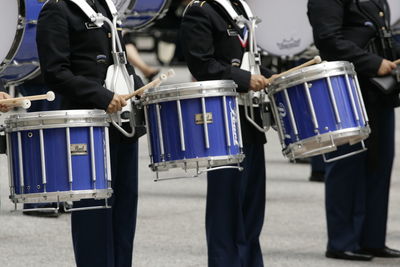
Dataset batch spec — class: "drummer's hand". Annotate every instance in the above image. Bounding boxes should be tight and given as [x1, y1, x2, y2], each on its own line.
[377, 59, 397, 76]
[0, 92, 11, 113]
[265, 74, 279, 88]
[106, 94, 127, 114]
[250, 74, 268, 91]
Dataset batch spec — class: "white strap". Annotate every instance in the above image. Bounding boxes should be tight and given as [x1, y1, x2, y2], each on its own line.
[68, 0, 119, 25]
[214, 0, 241, 23]
[103, 0, 118, 17]
[68, 0, 98, 22]
[213, 0, 254, 28]
[239, 0, 254, 18]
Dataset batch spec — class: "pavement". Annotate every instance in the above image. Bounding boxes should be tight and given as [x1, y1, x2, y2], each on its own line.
[0, 62, 399, 267]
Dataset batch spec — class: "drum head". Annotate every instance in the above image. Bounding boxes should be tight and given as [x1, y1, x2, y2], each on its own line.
[0, 0, 19, 68]
[247, 0, 313, 56]
[388, 0, 400, 25]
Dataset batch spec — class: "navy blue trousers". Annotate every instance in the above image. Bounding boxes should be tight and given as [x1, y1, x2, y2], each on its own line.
[206, 143, 266, 267]
[71, 141, 138, 267]
[325, 105, 394, 251]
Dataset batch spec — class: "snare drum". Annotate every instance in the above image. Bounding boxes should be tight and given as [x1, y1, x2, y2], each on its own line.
[247, 0, 313, 56]
[268, 61, 370, 160]
[122, 0, 171, 30]
[142, 80, 244, 176]
[0, 0, 44, 83]
[5, 110, 112, 205]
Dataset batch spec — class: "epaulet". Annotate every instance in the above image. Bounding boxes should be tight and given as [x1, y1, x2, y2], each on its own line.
[189, 0, 207, 8]
[44, 0, 63, 6]
[183, 0, 208, 16]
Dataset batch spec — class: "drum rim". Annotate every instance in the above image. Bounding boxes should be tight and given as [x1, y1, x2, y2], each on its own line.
[9, 189, 113, 204]
[268, 61, 356, 94]
[150, 154, 245, 171]
[283, 126, 370, 159]
[142, 80, 238, 104]
[5, 109, 109, 131]
[0, 0, 26, 75]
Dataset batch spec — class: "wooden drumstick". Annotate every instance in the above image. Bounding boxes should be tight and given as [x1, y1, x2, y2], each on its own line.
[0, 91, 55, 106]
[124, 69, 175, 100]
[266, 56, 322, 84]
[394, 59, 400, 65]
[0, 99, 31, 110]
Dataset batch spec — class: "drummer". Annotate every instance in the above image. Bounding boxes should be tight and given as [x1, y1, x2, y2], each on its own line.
[36, 0, 144, 266]
[308, 0, 400, 261]
[180, 1, 274, 266]
[0, 80, 11, 113]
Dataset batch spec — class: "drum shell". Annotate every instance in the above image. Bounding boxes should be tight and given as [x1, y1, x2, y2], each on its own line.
[147, 96, 240, 163]
[6, 110, 112, 203]
[10, 127, 108, 194]
[142, 80, 244, 171]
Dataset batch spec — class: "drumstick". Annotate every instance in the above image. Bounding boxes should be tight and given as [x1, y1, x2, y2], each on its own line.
[394, 59, 400, 65]
[0, 91, 55, 105]
[0, 99, 31, 109]
[124, 69, 175, 100]
[266, 56, 322, 84]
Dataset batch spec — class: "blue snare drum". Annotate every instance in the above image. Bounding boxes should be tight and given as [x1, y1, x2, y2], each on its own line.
[0, 0, 44, 83]
[5, 110, 112, 205]
[122, 0, 171, 30]
[142, 80, 244, 177]
[268, 61, 370, 160]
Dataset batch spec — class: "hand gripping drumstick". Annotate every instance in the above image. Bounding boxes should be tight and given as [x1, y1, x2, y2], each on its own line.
[266, 56, 322, 84]
[124, 69, 176, 100]
[0, 91, 55, 106]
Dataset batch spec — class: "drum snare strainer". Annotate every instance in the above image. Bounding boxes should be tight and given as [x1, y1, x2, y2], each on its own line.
[268, 61, 370, 161]
[142, 80, 245, 180]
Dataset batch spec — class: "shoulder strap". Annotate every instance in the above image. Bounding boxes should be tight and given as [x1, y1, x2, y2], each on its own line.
[68, 0, 118, 25]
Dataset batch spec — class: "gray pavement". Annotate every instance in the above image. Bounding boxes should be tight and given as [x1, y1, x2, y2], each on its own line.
[0, 64, 400, 266]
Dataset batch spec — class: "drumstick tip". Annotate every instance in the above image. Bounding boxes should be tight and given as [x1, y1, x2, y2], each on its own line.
[21, 100, 31, 109]
[314, 56, 322, 64]
[46, 91, 56, 101]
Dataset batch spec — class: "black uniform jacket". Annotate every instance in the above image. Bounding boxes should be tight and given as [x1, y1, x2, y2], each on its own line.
[180, 0, 273, 144]
[308, 0, 400, 106]
[36, 0, 143, 111]
[0, 80, 5, 92]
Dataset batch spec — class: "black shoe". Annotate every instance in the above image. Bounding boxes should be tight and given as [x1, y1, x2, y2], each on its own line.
[358, 247, 400, 258]
[23, 209, 60, 218]
[325, 250, 373, 261]
[309, 171, 325, 182]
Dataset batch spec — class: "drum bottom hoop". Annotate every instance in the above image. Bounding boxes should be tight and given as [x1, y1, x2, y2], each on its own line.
[284, 126, 370, 159]
[150, 154, 245, 172]
[9, 189, 113, 204]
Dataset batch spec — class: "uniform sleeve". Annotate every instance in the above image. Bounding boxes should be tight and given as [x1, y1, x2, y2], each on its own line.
[307, 0, 382, 77]
[36, 2, 114, 110]
[180, 4, 251, 92]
